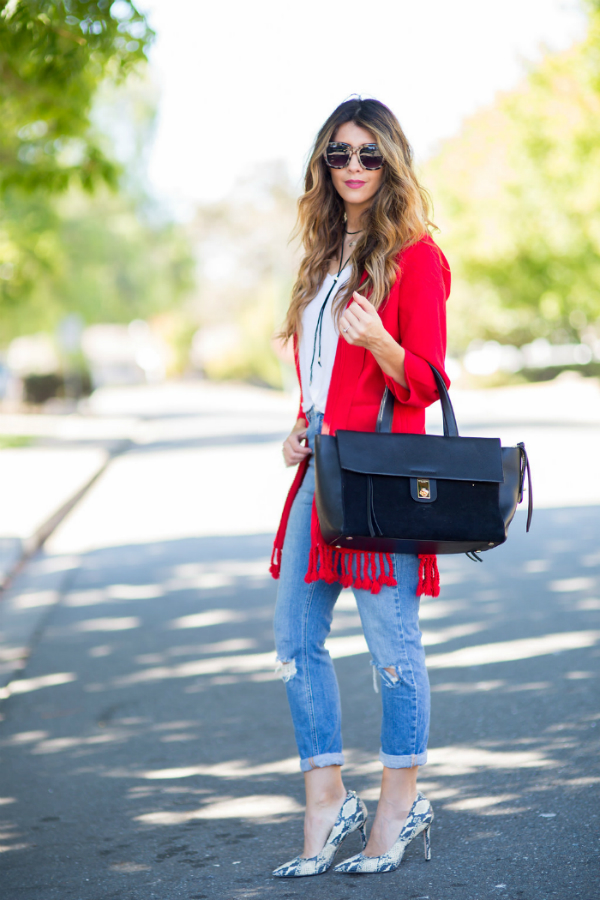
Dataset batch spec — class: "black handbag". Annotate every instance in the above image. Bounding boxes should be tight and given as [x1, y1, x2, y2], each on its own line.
[314, 364, 532, 558]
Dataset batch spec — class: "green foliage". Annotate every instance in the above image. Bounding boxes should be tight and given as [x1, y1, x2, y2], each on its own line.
[0, 186, 196, 344]
[425, 17, 600, 354]
[0, 0, 153, 194]
[0, 7, 196, 350]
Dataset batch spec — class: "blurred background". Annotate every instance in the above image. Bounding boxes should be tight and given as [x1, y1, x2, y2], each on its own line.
[0, 0, 599, 401]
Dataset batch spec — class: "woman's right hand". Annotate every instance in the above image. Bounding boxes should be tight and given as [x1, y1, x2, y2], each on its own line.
[282, 419, 312, 468]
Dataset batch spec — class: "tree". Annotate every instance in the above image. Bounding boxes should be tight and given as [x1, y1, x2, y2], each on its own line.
[0, 8, 195, 348]
[0, 68, 196, 345]
[0, 0, 153, 194]
[424, 5, 600, 354]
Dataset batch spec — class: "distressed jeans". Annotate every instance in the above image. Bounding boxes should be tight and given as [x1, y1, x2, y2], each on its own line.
[274, 406, 430, 773]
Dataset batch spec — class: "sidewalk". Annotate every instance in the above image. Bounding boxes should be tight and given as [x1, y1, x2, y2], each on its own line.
[0, 399, 142, 588]
[0, 446, 110, 587]
[0, 380, 297, 695]
[0, 403, 141, 691]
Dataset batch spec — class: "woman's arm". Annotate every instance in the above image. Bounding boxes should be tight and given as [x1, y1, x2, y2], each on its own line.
[339, 293, 408, 388]
[339, 239, 449, 406]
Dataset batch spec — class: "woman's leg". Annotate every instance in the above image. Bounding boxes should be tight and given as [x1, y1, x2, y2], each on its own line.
[353, 552, 429, 855]
[273, 420, 345, 855]
[273, 462, 344, 773]
[363, 766, 419, 856]
[302, 766, 347, 858]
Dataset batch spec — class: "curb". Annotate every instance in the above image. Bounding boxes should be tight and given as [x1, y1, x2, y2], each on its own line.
[0, 439, 133, 696]
[0, 439, 132, 593]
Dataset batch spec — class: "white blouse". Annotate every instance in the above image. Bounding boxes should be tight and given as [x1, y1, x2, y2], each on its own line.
[298, 268, 350, 414]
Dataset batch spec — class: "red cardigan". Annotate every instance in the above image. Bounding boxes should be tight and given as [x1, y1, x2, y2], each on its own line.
[270, 234, 451, 597]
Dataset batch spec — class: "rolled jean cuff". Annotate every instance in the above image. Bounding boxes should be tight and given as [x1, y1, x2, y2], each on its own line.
[379, 749, 427, 769]
[300, 752, 345, 773]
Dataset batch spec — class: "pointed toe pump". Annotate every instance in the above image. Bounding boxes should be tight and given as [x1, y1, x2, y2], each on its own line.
[272, 790, 368, 878]
[333, 792, 433, 875]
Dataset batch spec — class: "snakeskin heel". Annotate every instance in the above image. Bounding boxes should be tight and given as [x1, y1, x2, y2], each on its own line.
[333, 792, 433, 875]
[272, 790, 368, 878]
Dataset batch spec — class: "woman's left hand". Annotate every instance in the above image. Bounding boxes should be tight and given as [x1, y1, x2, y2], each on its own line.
[339, 292, 387, 350]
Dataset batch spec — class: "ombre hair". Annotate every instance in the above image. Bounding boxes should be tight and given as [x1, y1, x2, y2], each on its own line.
[280, 97, 435, 340]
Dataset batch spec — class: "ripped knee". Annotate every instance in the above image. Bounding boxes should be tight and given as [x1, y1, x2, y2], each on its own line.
[383, 665, 400, 682]
[275, 657, 297, 683]
[371, 660, 402, 693]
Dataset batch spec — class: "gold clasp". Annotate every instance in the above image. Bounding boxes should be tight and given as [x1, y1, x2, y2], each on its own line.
[417, 478, 431, 499]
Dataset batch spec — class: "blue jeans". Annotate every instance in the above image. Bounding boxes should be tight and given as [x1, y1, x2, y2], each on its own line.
[274, 407, 430, 773]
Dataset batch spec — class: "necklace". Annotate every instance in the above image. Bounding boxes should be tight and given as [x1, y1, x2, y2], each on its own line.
[309, 247, 351, 384]
[345, 228, 362, 247]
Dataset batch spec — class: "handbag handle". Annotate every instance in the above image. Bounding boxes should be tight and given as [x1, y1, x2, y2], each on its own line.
[376, 363, 459, 437]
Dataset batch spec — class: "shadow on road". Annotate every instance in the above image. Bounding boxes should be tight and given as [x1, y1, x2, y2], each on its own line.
[0, 508, 599, 899]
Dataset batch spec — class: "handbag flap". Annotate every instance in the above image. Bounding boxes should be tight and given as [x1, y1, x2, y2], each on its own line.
[336, 431, 505, 483]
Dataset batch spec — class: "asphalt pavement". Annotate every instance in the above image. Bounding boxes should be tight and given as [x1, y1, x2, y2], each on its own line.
[0, 377, 599, 900]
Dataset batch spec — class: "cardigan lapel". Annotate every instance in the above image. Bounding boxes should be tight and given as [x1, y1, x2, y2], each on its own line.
[322, 272, 369, 436]
[293, 330, 364, 436]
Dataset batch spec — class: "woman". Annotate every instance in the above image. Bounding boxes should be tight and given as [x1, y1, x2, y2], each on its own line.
[270, 97, 450, 877]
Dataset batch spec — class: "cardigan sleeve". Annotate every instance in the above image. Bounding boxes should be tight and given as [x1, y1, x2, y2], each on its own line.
[382, 237, 450, 408]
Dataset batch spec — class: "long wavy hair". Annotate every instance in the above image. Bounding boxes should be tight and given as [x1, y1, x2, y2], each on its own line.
[280, 97, 435, 340]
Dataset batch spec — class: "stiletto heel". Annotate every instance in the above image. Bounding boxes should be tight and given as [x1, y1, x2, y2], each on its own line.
[423, 824, 431, 860]
[334, 792, 434, 875]
[358, 821, 367, 850]
[273, 790, 368, 878]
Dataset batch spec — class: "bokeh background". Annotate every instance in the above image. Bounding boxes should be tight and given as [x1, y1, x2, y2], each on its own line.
[1, 0, 599, 399]
[1, 4, 600, 896]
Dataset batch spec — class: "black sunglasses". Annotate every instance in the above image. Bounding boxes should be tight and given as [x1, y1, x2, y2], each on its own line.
[324, 141, 385, 171]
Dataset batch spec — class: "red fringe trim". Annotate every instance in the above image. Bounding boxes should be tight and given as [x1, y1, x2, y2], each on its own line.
[269, 545, 282, 579]
[276, 533, 440, 598]
[286, 543, 440, 598]
[303, 543, 403, 595]
[383, 553, 395, 586]
[417, 554, 440, 597]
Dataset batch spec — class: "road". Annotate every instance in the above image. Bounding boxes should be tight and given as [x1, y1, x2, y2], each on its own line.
[0, 377, 599, 900]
